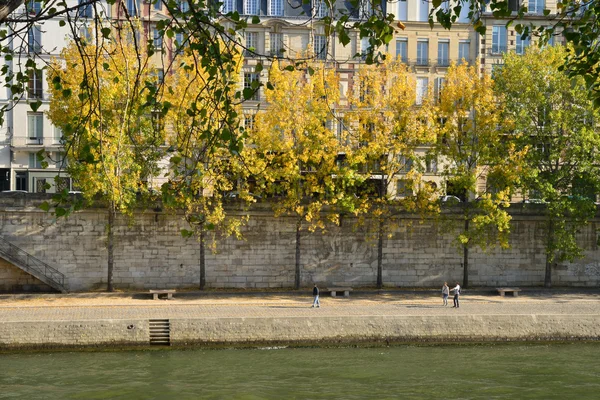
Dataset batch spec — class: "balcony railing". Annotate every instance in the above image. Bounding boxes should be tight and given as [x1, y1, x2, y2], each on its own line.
[488, 45, 508, 55]
[11, 136, 62, 146]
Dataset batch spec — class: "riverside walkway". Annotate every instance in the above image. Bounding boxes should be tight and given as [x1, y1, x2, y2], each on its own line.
[1, 289, 599, 321]
[1, 289, 600, 348]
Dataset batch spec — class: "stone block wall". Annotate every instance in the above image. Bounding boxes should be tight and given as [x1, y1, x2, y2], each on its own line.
[0, 258, 52, 293]
[0, 195, 599, 291]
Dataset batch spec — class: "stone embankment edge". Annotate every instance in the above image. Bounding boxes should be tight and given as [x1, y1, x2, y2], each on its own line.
[1, 314, 599, 350]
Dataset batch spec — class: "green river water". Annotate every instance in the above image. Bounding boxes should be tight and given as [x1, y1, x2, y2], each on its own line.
[1, 343, 599, 399]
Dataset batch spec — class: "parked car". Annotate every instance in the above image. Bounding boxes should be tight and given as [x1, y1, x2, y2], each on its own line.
[521, 198, 546, 204]
[439, 195, 461, 204]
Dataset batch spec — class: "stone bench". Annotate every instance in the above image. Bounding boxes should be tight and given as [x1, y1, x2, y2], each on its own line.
[327, 287, 352, 297]
[496, 287, 521, 297]
[149, 289, 176, 300]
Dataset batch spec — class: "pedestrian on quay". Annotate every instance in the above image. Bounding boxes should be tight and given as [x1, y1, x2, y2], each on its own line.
[312, 284, 320, 308]
[442, 282, 449, 306]
[451, 282, 461, 308]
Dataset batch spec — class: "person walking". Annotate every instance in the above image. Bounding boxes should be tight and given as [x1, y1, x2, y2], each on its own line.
[312, 284, 320, 308]
[451, 282, 461, 308]
[442, 282, 449, 306]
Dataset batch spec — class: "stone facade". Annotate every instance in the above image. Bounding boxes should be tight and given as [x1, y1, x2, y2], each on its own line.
[1, 195, 600, 292]
[0, 258, 52, 293]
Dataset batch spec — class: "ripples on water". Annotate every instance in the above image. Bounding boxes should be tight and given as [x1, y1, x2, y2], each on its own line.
[1, 344, 599, 399]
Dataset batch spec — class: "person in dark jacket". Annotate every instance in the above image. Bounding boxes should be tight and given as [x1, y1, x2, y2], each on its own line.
[312, 284, 320, 308]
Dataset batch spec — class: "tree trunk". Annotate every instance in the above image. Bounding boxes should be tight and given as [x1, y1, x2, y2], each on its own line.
[107, 201, 115, 292]
[295, 218, 301, 290]
[377, 218, 384, 289]
[544, 220, 555, 288]
[199, 224, 205, 290]
[0, 0, 25, 23]
[463, 218, 469, 289]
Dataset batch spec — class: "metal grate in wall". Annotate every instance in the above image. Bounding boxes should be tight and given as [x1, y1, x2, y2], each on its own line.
[149, 319, 171, 346]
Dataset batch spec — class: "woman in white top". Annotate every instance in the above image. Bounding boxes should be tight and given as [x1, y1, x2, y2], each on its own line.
[451, 283, 461, 308]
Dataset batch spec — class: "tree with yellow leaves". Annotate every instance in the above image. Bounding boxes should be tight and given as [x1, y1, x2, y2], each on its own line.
[46, 24, 163, 291]
[243, 61, 353, 289]
[345, 58, 437, 289]
[161, 46, 247, 290]
[433, 62, 524, 288]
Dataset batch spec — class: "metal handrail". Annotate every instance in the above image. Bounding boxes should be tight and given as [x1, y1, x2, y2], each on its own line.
[0, 236, 65, 289]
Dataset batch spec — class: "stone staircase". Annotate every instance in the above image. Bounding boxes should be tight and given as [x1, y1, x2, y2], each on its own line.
[0, 236, 67, 293]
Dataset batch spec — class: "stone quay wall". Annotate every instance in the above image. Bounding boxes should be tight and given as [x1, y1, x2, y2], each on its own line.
[1, 194, 600, 292]
[1, 315, 599, 349]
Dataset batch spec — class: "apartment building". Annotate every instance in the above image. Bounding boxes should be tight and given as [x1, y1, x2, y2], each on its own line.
[0, 0, 561, 194]
[480, 0, 563, 75]
[0, 0, 111, 193]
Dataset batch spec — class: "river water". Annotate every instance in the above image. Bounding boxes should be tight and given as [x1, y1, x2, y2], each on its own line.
[1, 344, 599, 399]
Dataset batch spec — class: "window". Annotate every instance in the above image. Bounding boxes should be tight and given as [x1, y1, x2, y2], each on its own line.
[222, 0, 235, 13]
[28, 113, 43, 142]
[492, 26, 507, 54]
[244, 0, 259, 15]
[418, 0, 429, 21]
[396, 179, 412, 197]
[244, 114, 255, 130]
[417, 40, 428, 65]
[528, 0, 544, 14]
[360, 0, 372, 18]
[54, 126, 63, 145]
[178, 0, 189, 12]
[315, 0, 328, 18]
[545, 28, 555, 46]
[126, 0, 138, 16]
[396, 38, 407, 63]
[154, 0, 162, 11]
[152, 110, 164, 133]
[425, 155, 438, 174]
[28, 69, 43, 99]
[55, 176, 70, 191]
[416, 77, 428, 105]
[314, 35, 327, 60]
[360, 37, 370, 60]
[458, 40, 470, 63]
[398, 156, 414, 173]
[397, 0, 407, 20]
[80, 25, 93, 43]
[16, 172, 28, 191]
[153, 69, 164, 84]
[175, 32, 185, 52]
[516, 34, 530, 54]
[27, 0, 41, 15]
[244, 73, 260, 101]
[437, 41, 449, 66]
[28, 25, 41, 54]
[245, 32, 258, 57]
[270, 33, 284, 57]
[153, 29, 163, 49]
[29, 153, 43, 168]
[78, 0, 93, 17]
[434, 77, 445, 103]
[491, 63, 504, 79]
[35, 178, 47, 193]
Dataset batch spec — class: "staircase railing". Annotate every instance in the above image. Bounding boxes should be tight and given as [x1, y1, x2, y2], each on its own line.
[0, 236, 66, 292]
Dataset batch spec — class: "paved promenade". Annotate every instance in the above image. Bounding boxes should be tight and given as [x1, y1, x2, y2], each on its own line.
[2, 289, 600, 348]
[1, 289, 599, 322]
